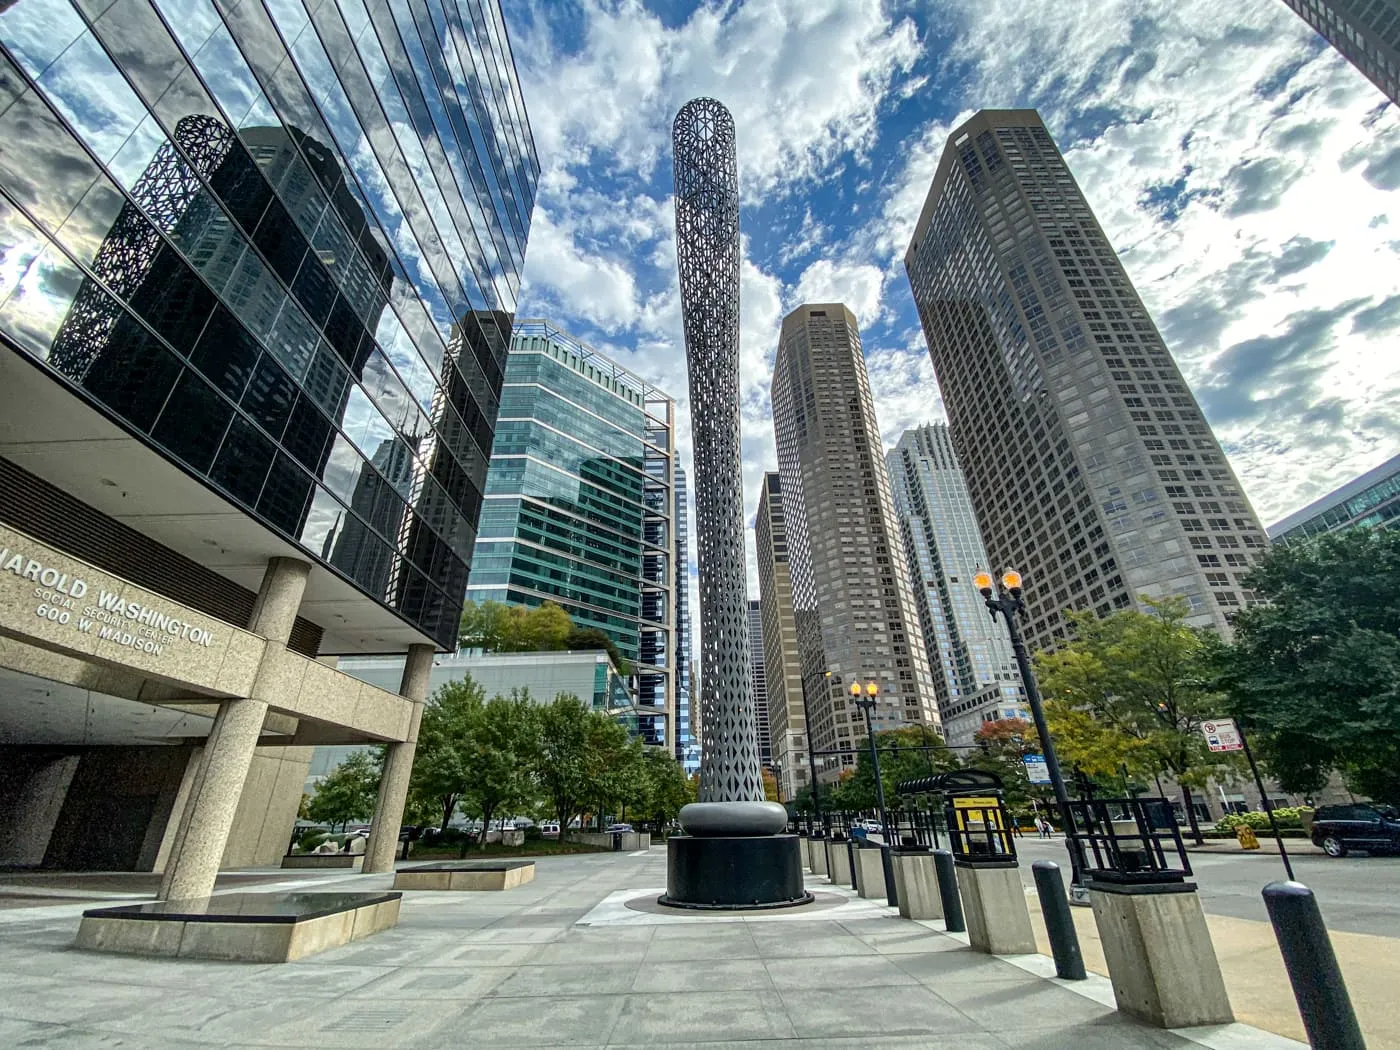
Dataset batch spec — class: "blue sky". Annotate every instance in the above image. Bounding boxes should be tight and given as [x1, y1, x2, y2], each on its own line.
[501, 0, 1400, 589]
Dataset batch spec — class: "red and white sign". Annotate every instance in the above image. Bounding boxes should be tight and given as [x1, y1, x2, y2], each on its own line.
[1201, 718, 1244, 753]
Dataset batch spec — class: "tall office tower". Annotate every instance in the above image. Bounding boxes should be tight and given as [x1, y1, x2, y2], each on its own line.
[674, 465, 700, 773]
[755, 471, 809, 800]
[1269, 451, 1400, 544]
[747, 598, 773, 769]
[1280, 0, 1400, 106]
[467, 320, 676, 746]
[771, 303, 941, 782]
[887, 425, 1029, 748]
[0, 0, 535, 877]
[905, 110, 1268, 652]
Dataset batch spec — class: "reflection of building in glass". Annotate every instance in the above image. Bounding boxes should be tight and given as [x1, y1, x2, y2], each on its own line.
[1269, 451, 1400, 544]
[673, 465, 699, 774]
[905, 110, 1268, 650]
[771, 303, 941, 784]
[755, 472, 807, 800]
[466, 320, 677, 747]
[887, 425, 1028, 748]
[330, 437, 416, 600]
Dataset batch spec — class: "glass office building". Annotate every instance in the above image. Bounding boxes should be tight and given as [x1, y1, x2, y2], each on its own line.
[0, 0, 537, 651]
[674, 464, 699, 774]
[1269, 451, 1400, 544]
[466, 320, 678, 747]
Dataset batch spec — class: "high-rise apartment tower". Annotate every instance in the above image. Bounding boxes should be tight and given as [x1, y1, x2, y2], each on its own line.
[1280, 0, 1400, 106]
[747, 598, 773, 769]
[771, 303, 940, 781]
[755, 472, 809, 800]
[887, 425, 1029, 747]
[905, 110, 1267, 652]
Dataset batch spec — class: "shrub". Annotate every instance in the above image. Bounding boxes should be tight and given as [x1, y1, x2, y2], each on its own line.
[524, 825, 543, 842]
[1214, 806, 1312, 833]
[297, 830, 329, 853]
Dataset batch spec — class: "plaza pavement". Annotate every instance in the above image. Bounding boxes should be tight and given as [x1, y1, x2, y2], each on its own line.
[0, 846, 1307, 1049]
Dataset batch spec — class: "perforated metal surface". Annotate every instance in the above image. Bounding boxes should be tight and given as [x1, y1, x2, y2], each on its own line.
[671, 98, 763, 803]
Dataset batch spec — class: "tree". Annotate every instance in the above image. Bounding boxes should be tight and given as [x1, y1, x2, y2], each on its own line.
[306, 750, 380, 830]
[564, 626, 631, 675]
[1036, 596, 1238, 843]
[536, 693, 593, 833]
[460, 691, 542, 850]
[458, 600, 571, 653]
[761, 767, 781, 803]
[964, 718, 1057, 819]
[409, 676, 484, 833]
[636, 749, 693, 829]
[1218, 529, 1400, 805]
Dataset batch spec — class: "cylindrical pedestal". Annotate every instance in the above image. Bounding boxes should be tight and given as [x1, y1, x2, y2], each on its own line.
[855, 846, 885, 900]
[892, 851, 942, 920]
[659, 835, 812, 909]
[1088, 879, 1233, 1028]
[957, 859, 1036, 954]
[826, 838, 852, 886]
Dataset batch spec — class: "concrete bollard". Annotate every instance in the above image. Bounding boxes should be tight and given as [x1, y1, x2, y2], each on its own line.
[1087, 880, 1233, 1029]
[855, 845, 885, 900]
[826, 838, 853, 886]
[891, 849, 942, 920]
[810, 833, 828, 876]
[956, 859, 1036, 955]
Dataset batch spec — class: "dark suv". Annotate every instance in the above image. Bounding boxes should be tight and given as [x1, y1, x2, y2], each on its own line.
[1310, 804, 1400, 857]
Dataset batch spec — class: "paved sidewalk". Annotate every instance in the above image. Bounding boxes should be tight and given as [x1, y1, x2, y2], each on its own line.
[0, 848, 1302, 1048]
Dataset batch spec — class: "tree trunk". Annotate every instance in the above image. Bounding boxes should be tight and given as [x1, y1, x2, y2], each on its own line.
[1181, 783, 1205, 845]
[479, 804, 495, 851]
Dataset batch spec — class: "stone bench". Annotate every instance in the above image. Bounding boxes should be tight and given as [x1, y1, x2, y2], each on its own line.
[280, 853, 363, 870]
[75, 891, 401, 963]
[393, 860, 535, 892]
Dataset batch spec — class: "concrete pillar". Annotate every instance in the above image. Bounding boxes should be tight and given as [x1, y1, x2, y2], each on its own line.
[1088, 882, 1233, 1028]
[159, 558, 310, 901]
[892, 851, 942, 920]
[0, 754, 79, 866]
[855, 846, 885, 900]
[826, 837, 852, 886]
[362, 643, 435, 873]
[957, 861, 1037, 954]
[810, 834, 828, 876]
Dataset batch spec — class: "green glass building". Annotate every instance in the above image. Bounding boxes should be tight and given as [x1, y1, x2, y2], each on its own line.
[466, 320, 677, 747]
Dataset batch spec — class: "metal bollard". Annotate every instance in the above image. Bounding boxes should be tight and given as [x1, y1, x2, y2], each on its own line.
[1032, 860, 1086, 980]
[1263, 881, 1366, 1050]
[932, 849, 965, 934]
[880, 843, 898, 908]
[846, 837, 858, 889]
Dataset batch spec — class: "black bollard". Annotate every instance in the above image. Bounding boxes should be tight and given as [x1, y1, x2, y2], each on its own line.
[1263, 882, 1366, 1050]
[1032, 860, 1086, 980]
[846, 837, 858, 890]
[880, 843, 898, 908]
[932, 849, 965, 934]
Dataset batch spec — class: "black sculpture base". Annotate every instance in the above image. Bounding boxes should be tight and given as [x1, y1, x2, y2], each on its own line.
[658, 834, 812, 910]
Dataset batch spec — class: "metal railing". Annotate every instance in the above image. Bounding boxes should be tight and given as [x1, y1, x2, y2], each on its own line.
[1068, 796, 1191, 883]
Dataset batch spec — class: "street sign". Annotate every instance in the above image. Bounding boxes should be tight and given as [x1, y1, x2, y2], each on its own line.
[1022, 755, 1051, 784]
[951, 795, 1000, 810]
[1201, 718, 1244, 753]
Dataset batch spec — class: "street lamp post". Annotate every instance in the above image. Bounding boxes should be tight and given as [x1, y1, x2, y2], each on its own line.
[974, 568, 1085, 892]
[850, 681, 887, 824]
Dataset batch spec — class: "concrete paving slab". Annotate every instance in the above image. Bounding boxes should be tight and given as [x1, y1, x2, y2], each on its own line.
[630, 957, 774, 993]
[351, 962, 512, 999]
[777, 984, 982, 1038]
[494, 960, 643, 996]
[763, 952, 920, 990]
[458, 993, 627, 1046]
[612, 990, 797, 1043]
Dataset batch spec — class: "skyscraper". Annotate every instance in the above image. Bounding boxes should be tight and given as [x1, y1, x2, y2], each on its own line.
[755, 471, 809, 800]
[674, 465, 700, 774]
[887, 425, 1028, 747]
[771, 303, 940, 782]
[747, 598, 773, 770]
[905, 110, 1268, 652]
[467, 320, 676, 747]
[1280, 0, 1400, 106]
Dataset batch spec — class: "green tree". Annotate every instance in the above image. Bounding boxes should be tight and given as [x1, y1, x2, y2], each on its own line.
[963, 718, 1056, 820]
[536, 693, 593, 833]
[458, 600, 572, 653]
[306, 750, 381, 830]
[564, 626, 630, 675]
[409, 676, 485, 832]
[580, 711, 634, 828]
[1036, 596, 1237, 842]
[839, 725, 960, 813]
[1218, 529, 1400, 805]
[637, 748, 691, 829]
[461, 691, 542, 850]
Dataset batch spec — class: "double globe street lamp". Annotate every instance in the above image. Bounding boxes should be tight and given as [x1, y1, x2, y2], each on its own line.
[850, 680, 888, 828]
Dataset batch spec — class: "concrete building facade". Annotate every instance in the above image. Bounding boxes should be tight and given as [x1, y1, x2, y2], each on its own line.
[0, 0, 536, 887]
[754, 471, 808, 801]
[746, 598, 772, 770]
[904, 111, 1268, 653]
[465, 320, 676, 750]
[1281, 0, 1400, 105]
[1269, 451, 1400, 543]
[886, 425, 1029, 748]
[770, 303, 941, 782]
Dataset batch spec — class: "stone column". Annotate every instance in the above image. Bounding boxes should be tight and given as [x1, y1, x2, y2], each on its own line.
[362, 643, 434, 873]
[159, 558, 310, 901]
[958, 860, 1037, 954]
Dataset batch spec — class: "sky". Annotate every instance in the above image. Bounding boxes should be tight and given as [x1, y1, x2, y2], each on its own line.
[500, 0, 1400, 594]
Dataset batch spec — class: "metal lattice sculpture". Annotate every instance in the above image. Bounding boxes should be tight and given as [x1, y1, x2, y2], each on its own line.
[673, 98, 764, 804]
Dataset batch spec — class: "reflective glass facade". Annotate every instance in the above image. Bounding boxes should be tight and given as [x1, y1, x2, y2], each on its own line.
[1269, 451, 1400, 543]
[466, 320, 677, 745]
[0, 0, 537, 650]
[673, 464, 699, 774]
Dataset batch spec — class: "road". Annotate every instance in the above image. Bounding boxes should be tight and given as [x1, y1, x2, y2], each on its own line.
[1012, 836, 1400, 938]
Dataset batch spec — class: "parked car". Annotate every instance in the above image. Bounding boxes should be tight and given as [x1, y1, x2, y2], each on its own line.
[540, 823, 561, 838]
[605, 823, 634, 834]
[1310, 803, 1400, 856]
